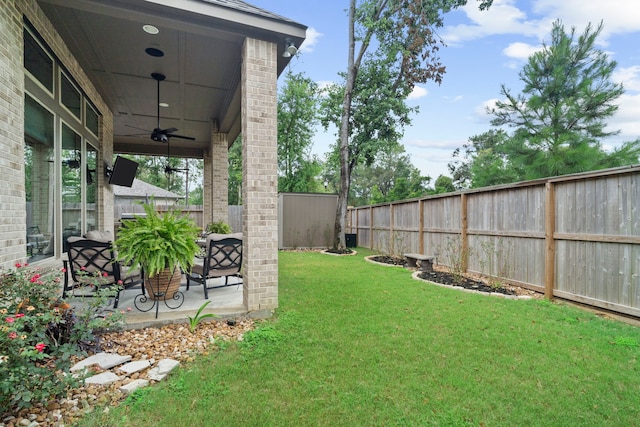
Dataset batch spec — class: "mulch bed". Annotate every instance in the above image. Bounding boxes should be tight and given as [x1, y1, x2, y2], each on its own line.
[368, 255, 518, 296]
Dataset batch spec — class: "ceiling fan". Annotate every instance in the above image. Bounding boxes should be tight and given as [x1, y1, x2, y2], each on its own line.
[164, 139, 188, 175]
[127, 73, 195, 143]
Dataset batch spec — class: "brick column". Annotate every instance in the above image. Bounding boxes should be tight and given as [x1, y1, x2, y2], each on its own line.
[0, 1, 26, 267]
[203, 120, 229, 228]
[241, 38, 278, 312]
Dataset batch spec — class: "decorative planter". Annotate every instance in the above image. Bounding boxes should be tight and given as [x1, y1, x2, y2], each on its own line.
[144, 265, 182, 301]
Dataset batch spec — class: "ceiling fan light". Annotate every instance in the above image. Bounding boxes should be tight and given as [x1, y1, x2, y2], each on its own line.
[159, 102, 169, 108]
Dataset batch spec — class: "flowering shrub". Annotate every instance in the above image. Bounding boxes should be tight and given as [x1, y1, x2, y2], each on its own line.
[0, 263, 125, 413]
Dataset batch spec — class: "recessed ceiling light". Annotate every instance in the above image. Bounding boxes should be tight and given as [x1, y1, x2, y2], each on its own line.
[159, 102, 169, 108]
[145, 47, 164, 57]
[143, 24, 159, 35]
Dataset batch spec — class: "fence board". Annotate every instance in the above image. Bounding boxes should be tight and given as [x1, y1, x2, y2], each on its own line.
[349, 166, 640, 319]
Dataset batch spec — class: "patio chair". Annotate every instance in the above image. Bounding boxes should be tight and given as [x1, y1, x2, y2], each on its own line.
[27, 225, 47, 256]
[186, 233, 243, 299]
[63, 236, 144, 309]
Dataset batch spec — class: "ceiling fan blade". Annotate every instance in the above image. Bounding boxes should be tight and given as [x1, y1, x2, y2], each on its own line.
[167, 133, 196, 140]
[119, 132, 149, 137]
[162, 127, 178, 134]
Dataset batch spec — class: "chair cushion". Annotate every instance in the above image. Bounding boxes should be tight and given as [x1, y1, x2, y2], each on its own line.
[85, 230, 113, 242]
[205, 232, 242, 244]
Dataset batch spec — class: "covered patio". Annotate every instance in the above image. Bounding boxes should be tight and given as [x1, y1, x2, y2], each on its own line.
[0, 0, 307, 316]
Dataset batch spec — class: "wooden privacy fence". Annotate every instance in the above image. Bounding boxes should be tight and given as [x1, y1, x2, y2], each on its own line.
[348, 165, 640, 318]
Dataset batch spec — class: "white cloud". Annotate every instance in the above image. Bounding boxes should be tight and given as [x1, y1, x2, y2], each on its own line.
[406, 138, 465, 150]
[613, 65, 640, 92]
[532, 0, 640, 42]
[474, 98, 500, 119]
[316, 80, 337, 91]
[503, 42, 542, 60]
[442, 0, 640, 49]
[442, 0, 542, 45]
[408, 85, 428, 100]
[300, 27, 322, 53]
[444, 95, 463, 102]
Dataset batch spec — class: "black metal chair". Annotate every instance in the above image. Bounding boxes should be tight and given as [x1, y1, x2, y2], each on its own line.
[27, 225, 47, 256]
[63, 236, 143, 308]
[186, 236, 243, 299]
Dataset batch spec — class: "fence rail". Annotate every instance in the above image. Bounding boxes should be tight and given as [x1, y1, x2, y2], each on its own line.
[348, 165, 640, 319]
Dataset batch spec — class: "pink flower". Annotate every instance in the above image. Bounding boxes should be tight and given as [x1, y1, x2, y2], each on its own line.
[60, 267, 67, 273]
[80, 266, 86, 271]
[8, 332, 17, 339]
[15, 263, 22, 268]
[30, 274, 41, 283]
[102, 272, 108, 277]
[35, 343, 46, 353]
[5, 317, 15, 323]
[117, 280, 123, 285]
[15, 313, 24, 318]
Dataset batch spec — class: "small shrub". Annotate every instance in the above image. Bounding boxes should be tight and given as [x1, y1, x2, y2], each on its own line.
[187, 301, 217, 333]
[0, 264, 124, 413]
[206, 220, 232, 234]
[438, 236, 472, 285]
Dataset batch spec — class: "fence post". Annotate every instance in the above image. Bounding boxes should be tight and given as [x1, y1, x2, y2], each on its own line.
[390, 203, 394, 255]
[461, 193, 468, 272]
[545, 182, 556, 300]
[369, 206, 374, 250]
[419, 199, 424, 254]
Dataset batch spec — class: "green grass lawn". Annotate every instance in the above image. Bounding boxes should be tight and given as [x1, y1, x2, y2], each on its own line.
[83, 249, 640, 426]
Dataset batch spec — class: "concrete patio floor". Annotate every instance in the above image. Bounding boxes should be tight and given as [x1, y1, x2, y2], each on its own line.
[66, 275, 246, 330]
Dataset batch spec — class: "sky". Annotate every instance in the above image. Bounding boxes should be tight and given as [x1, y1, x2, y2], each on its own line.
[248, 0, 640, 182]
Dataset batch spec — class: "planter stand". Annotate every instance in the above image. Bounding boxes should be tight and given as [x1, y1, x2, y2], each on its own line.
[133, 266, 184, 318]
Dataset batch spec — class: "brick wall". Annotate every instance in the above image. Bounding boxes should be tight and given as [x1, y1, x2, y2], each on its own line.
[241, 38, 279, 312]
[203, 119, 229, 228]
[0, 1, 26, 267]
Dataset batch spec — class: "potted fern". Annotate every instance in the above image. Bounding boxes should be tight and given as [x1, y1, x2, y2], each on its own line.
[114, 203, 200, 300]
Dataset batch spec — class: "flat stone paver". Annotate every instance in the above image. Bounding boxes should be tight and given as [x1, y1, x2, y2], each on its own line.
[147, 359, 180, 381]
[71, 352, 132, 372]
[84, 372, 122, 385]
[119, 379, 150, 395]
[118, 360, 151, 375]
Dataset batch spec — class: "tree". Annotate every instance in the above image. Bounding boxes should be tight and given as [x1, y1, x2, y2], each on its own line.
[489, 20, 639, 181]
[448, 129, 521, 189]
[278, 71, 322, 193]
[347, 144, 429, 204]
[228, 137, 242, 205]
[432, 175, 456, 194]
[327, 0, 493, 250]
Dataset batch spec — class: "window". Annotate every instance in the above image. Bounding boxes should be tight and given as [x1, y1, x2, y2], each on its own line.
[24, 29, 53, 93]
[61, 72, 81, 120]
[24, 95, 55, 261]
[85, 101, 99, 137]
[23, 25, 103, 262]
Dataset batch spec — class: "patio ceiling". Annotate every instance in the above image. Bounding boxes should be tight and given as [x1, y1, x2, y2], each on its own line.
[36, 0, 306, 158]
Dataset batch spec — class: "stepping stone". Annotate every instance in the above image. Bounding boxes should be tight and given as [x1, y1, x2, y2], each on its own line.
[84, 372, 121, 386]
[71, 352, 132, 372]
[147, 359, 180, 381]
[118, 360, 151, 375]
[119, 379, 150, 395]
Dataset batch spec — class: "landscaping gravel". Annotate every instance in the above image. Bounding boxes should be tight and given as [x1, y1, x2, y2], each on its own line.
[1, 318, 254, 427]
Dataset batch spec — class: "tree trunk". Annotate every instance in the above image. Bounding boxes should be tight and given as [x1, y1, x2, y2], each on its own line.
[333, 0, 357, 251]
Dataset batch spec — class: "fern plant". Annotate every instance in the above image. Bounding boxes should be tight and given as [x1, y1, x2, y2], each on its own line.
[114, 203, 200, 278]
